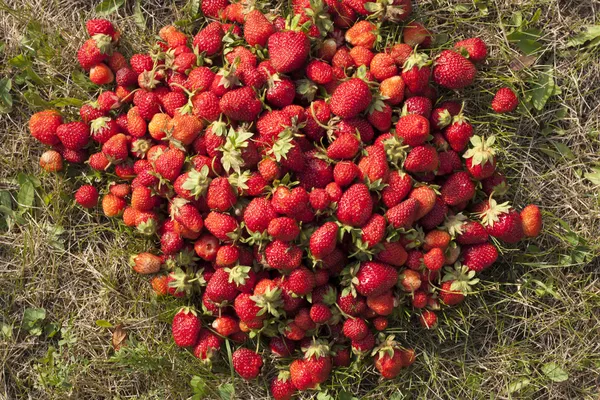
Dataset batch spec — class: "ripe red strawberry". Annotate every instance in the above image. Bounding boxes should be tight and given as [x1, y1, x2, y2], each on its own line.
[327, 133, 360, 160]
[381, 170, 412, 208]
[330, 78, 372, 119]
[201, 0, 228, 18]
[351, 331, 375, 354]
[286, 266, 315, 296]
[310, 303, 332, 324]
[337, 293, 367, 316]
[77, 36, 111, 70]
[401, 52, 431, 95]
[130, 252, 161, 275]
[29, 110, 62, 145]
[403, 96, 433, 118]
[491, 87, 518, 113]
[345, 21, 377, 48]
[423, 230, 451, 250]
[454, 38, 487, 63]
[333, 161, 359, 187]
[206, 177, 236, 212]
[268, 29, 310, 73]
[464, 136, 496, 180]
[310, 222, 339, 260]
[86, 19, 117, 39]
[154, 148, 185, 182]
[521, 204, 542, 238]
[354, 261, 398, 297]
[361, 213, 386, 248]
[462, 243, 498, 272]
[265, 240, 302, 271]
[244, 197, 277, 233]
[358, 144, 389, 182]
[343, 318, 368, 341]
[395, 114, 430, 147]
[440, 172, 476, 206]
[423, 248, 444, 271]
[403, 21, 432, 47]
[193, 328, 223, 361]
[408, 185, 437, 219]
[56, 122, 90, 150]
[379, 75, 405, 105]
[419, 310, 438, 328]
[90, 63, 114, 85]
[171, 198, 204, 233]
[266, 78, 295, 108]
[204, 268, 239, 304]
[374, 345, 404, 379]
[219, 87, 262, 121]
[75, 185, 98, 208]
[151, 275, 169, 296]
[303, 341, 333, 384]
[452, 219, 488, 245]
[159, 25, 188, 48]
[337, 183, 373, 227]
[370, 53, 397, 81]
[478, 198, 524, 243]
[386, 198, 420, 229]
[404, 145, 439, 174]
[439, 280, 465, 305]
[290, 359, 315, 390]
[101, 133, 128, 163]
[232, 348, 263, 380]
[172, 307, 201, 347]
[444, 113, 473, 152]
[244, 10, 275, 47]
[271, 371, 296, 400]
[160, 230, 184, 254]
[268, 217, 300, 241]
[204, 211, 239, 242]
[306, 60, 334, 84]
[376, 241, 408, 266]
[433, 50, 477, 89]
[193, 21, 224, 56]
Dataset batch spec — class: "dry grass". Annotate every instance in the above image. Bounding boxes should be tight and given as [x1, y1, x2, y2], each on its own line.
[0, 0, 599, 399]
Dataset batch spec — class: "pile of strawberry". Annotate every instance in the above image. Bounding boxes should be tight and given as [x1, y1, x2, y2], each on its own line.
[29, 1, 543, 397]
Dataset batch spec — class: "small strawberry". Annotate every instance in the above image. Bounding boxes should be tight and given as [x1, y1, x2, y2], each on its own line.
[444, 112, 473, 152]
[265, 240, 302, 271]
[310, 222, 339, 260]
[170, 198, 204, 233]
[491, 87, 518, 113]
[423, 248, 445, 271]
[454, 37, 487, 63]
[440, 172, 476, 206]
[77, 36, 111, 70]
[193, 328, 223, 362]
[219, 87, 262, 121]
[463, 136, 496, 180]
[419, 310, 438, 328]
[401, 52, 431, 95]
[268, 217, 300, 241]
[330, 78, 372, 119]
[310, 303, 333, 324]
[29, 110, 63, 145]
[130, 252, 162, 275]
[193, 21, 224, 56]
[75, 185, 99, 208]
[403, 145, 439, 174]
[327, 133, 361, 160]
[90, 63, 114, 85]
[39, 150, 63, 172]
[386, 198, 420, 229]
[370, 52, 397, 81]
[521, 204, 542, 238]
[56, 122, 90, 150]
[373, 337, 405, 379]
[478, 197, 524, 243]
[462, 243, 498, 272]
[395, 114, 430, 147]
[270, 371, 296, 400]
[244, 197, 277, 233]
[337, 183, 373, 227]
[376, 241, 408, 266]
[379, 75, 405, 105]
[154, 148, 185, 182]
[345, 20, 377, 48]
[172, 307, 201, 347]
[433, 50, 477, 89]
[232, 348, 263, 380]
[102, 133, 129, 163]
[353, 261, 398, 297]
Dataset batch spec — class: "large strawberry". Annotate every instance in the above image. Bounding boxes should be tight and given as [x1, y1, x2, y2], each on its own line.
[172, 307, 201, 347]
[354, 261, 398, 297]
[433, 50, 476, 89]
[232, 348, 263, 380]
[337, 183, 373, 227]
[268, 24, 310, 73]
[477, 197, 524, 243]
[310, 222, 339, 260]
[330, 78, 372, 119]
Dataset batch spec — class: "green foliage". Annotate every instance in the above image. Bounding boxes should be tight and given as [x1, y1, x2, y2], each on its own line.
[541, 362, 569, 382]
[506, 9, 544, 55]
[22, 307, 46, 336]
[95, 0, 125, 15]
[566, 25, 600, 49]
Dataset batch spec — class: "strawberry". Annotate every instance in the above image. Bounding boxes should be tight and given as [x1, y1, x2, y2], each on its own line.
[327, 133, 360, 160]
[29, 110, 62, 145]
[244, 197, 277, 233]
[381, 170, 412, 208]
[88, 152, 110, 171]
[154, 148, 185, 182]
[367, 291, 394, 315]
[337, 292, 367, 316]
[399, 269, 421, 292]
[439, 280, 464, 305]
[491, 87, 518, 113]
[361, 213, 386, 248]
[271, 371, 297, 400]
[204, 211, 239, 242]
[303, 341, 333, 384]
[463, 136, 496, 180]
[151, 275, 169, 296]
[345, 21, 377, 48]
[370, 53, 397, 81]
[130, 252, 162, 275]
[444, 112, 473, 152]
[90, 63, 114, 85]
[286, 266, 316, 296]
[420, 197, 449, 230]
[86, 19, 117, 39]
[290, 359, 315, 390]
[403, 21, 432, 47]
[354, 261, 398, 297]
[75, 185, 99, 208]
[232, 348, 263, 380]
[219, 87, 262, 121]
[368, 101, 393, 131]
[265, 240, 302, 271]
[387, 43, 412, 66]
[374, 341, 405, 379]
[423, 248, 444, 271]
[454, 38, 487, 63]
[333, 161, 359, 187]
[193, 21, 224, 56]
[266, 78, 295, 108]
[462, 243, 498, 272]
[440, 171, 475, 206]
[102, 133, 129, 163]
[201, 0, 229, 18]
[39, 150, 63, 172]
[337, 183, 373, 227]
[171, 198, 204, 233]
[423, 229, 451, 251]
[185, 67, 216, 92]
[376, 241, 408, 266]
[56, 122, 90, 150]
[80, 103, 106, 124]
[433, 50, 477, 89]
[343, 318, 368, 341]
[482, 172, 509, 197]
[401, 52, 431, 95]
[351, 331, 375, 354]
[172, 307, 201, 347]
[268, 29, 310, 73]
[159, 25, 188, 48]
[379, 75, 405, 105]
[244, 10, 275, 47]
[205, 268, 240, 304]
[330, 78, 372, 119]
[521, 204, 542, 238]
[268, 217, 300, 241]
[403, 96, 432, 118]
[396, 114, 430, 147]
[129, 53, 154, 74]
[160, 230, 184, 254]
[306, 60, 334, 84]
[478, 198, 524, 243]
[386, 198, 420, 229]
[310, 222, 339, 260]
[310, 303, 332, 324]
[77, 36, 111, 70]
[193, 329, 223, 361]
[270, 337, 296, 357]
[205, 177, 236, 212]
[403, 145, 439, 174]
[419, 310, 438, 328]
[357, 145, 389, 183]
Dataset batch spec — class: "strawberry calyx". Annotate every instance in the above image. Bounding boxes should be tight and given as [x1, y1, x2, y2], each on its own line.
[402, 51, 430, 73]
[339, 262, 361, 297]
[225, 264, 252, 286]
[92, 33, 113, 54]
[303, 0, 334, 38]
[137, 217, 158, 235]
[303, 339, 331, 359]
[90, 116, 111, 134]
[441, 263, 479, 294]
[477, 195, 512, 228]
[182, 165, 211, 200]
[131, 138, 152, 158]
[383, 134, 408, 169]
[371, 333, 398, 359]
[228, 170, 251, 193]
[269, 129, 295, 162]
[218, 127, 254, 174]
[463, 135, 496, 167]
[442, 212, 468, 237]
[251, 285, 284, 318]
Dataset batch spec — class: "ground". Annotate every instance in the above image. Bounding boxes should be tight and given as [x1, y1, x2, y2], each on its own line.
[0, 0, 599, 399]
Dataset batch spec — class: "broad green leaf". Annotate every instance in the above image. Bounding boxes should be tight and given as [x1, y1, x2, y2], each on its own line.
[474, 0, 488, 15]
[51, 97, 84, 107]
[507, 378, 530, 394]
[541, 362, 568, 382]
[0, 78, 12, 113]
[9, 54, 30, 68]
[17, 180, 35, 208]
[527, 69, 560, 111]
[317, 392, 335, 400]
[218, 383, 235, 400]
[339, 391, 359, 400]
[23, 90, 51, 108]
[133, 0, 146, 29]
[190, 375, 207, 398]
[1, 322, 12, 338]
[584, 167, 600, 185]
[95, 0, 125, 15]
[566, 25, 600, 48]
[23, 307, 46, 336]
[539, 142, 573, 161]
[507, 28, 543, 55]
[95, 320, 114, 328]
